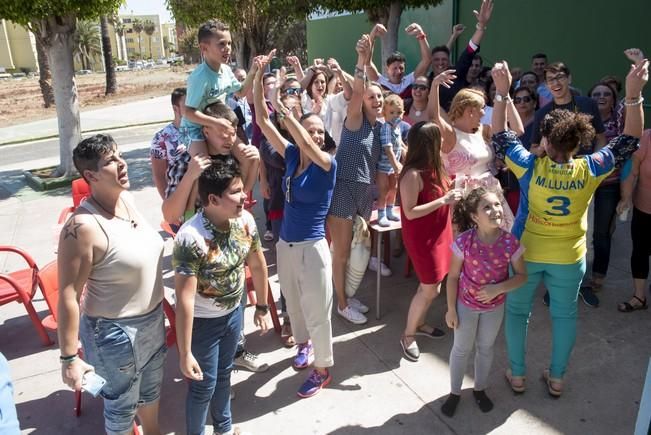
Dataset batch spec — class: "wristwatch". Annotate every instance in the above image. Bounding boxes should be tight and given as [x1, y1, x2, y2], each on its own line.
[494, 94, 512, 103]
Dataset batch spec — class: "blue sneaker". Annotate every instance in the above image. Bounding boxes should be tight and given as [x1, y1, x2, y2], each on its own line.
[579, 286, 599, 308]
[297, 369, 332, 398]
[293, 342, 313, 369]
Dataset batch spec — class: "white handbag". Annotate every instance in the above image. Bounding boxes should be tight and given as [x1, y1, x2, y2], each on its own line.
[340, 215, 371, 298]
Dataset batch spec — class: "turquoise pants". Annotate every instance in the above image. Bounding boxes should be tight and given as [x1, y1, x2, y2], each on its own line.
[505, 258, 586, 379]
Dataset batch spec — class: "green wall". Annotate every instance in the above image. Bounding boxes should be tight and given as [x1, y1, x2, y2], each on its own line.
[307, 0, 650, 118]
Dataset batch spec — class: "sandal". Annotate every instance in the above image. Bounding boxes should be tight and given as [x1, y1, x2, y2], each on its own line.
[505, 368, 526, 394]
[542, 369, 563, 398]
[617, 295, 648, 313]
[281, 323, 296, 348]
[400, 335, 420, 362]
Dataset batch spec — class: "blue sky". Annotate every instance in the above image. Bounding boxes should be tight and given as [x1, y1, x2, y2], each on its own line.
[119, 0, 174, 23]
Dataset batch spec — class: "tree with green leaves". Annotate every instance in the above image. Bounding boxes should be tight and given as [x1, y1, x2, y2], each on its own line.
[316, 0, 443, 66]
[109, 14, 126, 61]
[177, 27, 199, 63]
[100, 15, 116, 94]
[167, 0, 311, 69]
[75, 20, 102, 71]
[132, 18, 144, 60]
[0, 0, 123, 176]
[143, 20, 156, 59]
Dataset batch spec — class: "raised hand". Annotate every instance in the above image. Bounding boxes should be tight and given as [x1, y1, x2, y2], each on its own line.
[491, 60, 512, 95]
[405, 23, 425, 38]
[452, 23, 466, 36]
[433, 69, 457, 88]
[473, 0, 494, 26]
[624, 48, 645, 64]
[443, 188, 463, 204]
[355, 34, 372, 61]
[625, 58, 649, 97]
[186, 153, 212, 181]
[370, 23, 387, 39]
[327, 58, 341, 74]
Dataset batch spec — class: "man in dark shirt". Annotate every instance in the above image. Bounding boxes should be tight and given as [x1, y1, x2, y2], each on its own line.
[529, 62, 606, 156]
[428, 0, 494, 111]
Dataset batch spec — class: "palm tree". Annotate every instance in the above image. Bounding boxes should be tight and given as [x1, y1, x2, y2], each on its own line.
[132, 18, 144, 60]
[110, 14, 126, 61]
[74, 20, 101, 70]
[143, 20, 156, 59]
[34, 36, 54, 107]
[100, 15, 116, 94]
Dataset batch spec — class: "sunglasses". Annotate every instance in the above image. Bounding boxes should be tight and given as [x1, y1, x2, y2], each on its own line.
[412, 84, 429, 91]
[513, 96, 533, 104]
[284, 87, 303, 96]
[591, 91, 613, 98]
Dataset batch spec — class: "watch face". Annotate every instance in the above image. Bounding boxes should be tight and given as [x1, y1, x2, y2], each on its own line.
[495, 94, 503, 102]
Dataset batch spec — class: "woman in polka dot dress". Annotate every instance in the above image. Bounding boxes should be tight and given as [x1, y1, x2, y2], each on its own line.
[440, 187, 527, 417]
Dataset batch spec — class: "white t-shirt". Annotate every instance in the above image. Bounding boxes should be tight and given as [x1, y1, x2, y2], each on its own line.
[378, 72, 415, 94]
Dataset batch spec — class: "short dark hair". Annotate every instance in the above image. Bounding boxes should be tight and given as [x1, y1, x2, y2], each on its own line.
[386, 52, 406, 67]
[204, 101, 238, 127]
[472, 54, 483, 65]
[197, 19, 229, 44]
[543, 62, 571, 79]
[431, 45, 450, 56]
[532, 53, 548, 61]
[73, 134, 116, 181]
[198, 155, 241, 206]
[171, 87, 186, 107]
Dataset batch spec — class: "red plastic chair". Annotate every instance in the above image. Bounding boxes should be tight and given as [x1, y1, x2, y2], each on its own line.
[0, 246, 53, 346]
[71, 178, 91, 208]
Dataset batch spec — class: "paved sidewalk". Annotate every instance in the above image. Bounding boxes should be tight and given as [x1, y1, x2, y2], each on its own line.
[0, 140, 649, 434]
[0, 95, 172, 145]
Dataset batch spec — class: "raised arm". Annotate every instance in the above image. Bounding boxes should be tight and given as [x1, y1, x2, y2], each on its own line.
[446, 24, 466, 51]
[470, 0, 494, 47]
[328, 58, 354, 100]
[253, 57, 289, 158]
[235, 52, 268, 99]
[278, 106, 333, 172]
[286, 56, 304, 82]
[427, 69, 457, 152]
[346, 34, 372, 131]
[491, 61, 511, 133]
[405, 23, 432, 78]
[161, 154, 211, 223]
[365, 24, 386, 83]
[622, 59, 648, 138]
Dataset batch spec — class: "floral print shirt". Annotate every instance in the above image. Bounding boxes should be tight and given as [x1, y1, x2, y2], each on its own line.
[149, 122, 191, 198]
[173, 210, 261, 318]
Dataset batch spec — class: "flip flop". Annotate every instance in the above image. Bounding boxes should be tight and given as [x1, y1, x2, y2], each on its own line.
[617, 295, 648, 313]
[542, 369, 563, 398]
[505, 368, 526, 394]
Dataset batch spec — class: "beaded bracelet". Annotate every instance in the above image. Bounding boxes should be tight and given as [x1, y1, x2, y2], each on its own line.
[624, 96, 644, 106]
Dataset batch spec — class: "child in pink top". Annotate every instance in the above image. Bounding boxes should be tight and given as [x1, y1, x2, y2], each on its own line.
[441, 187, 527, 417]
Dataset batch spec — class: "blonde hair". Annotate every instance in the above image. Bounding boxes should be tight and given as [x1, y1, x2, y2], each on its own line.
[383, 93, 404, 114]
[448, 88, 485, 122]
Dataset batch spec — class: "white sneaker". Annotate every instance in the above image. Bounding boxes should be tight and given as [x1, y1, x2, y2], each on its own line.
[368, 257, 392, 277]
[347, 297, 369, 314]
[263, 230, 274, 241]
[337, 305, 368, 325]
[234, 350, 269, 372]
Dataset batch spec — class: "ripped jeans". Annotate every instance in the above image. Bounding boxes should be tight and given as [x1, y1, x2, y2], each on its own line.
[80, 304, 167, 435]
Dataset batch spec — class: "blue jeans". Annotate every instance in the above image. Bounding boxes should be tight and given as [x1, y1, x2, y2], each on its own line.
[591, 183, 620, 277]
[505, 259, 586, 379]
[79, 305, 166, 435]
[0, 353, 19, 435]
[186, 306, 242, 435]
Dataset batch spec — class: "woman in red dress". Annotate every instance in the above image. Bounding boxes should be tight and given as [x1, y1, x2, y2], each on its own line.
[399, 121, 463, 361]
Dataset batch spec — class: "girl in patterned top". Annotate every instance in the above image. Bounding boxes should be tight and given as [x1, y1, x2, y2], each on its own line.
[441, 187, 527, 417]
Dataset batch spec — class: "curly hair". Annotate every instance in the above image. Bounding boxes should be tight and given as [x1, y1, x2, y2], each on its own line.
[540, 109, 595, 154]
[448, 88, 485, 122]
[452, 186, 489, 233]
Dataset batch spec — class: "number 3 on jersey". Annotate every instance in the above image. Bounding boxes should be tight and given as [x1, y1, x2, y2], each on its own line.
[545, 195, 571, 216]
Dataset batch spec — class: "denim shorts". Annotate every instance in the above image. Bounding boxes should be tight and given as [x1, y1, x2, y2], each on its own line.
[79, 304, 167, 435]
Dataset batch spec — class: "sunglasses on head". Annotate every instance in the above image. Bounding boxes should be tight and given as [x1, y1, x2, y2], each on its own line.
[284, 87, 303, 96]
[513, 96, 533, 104]
[591, 91, 612, 98]
[412, 84, 429, 91]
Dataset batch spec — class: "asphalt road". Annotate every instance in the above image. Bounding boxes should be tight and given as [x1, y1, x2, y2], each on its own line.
[0, 123, 166, 171]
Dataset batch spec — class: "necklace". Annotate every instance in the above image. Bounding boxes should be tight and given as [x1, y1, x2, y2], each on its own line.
[91, 196, 138, 228]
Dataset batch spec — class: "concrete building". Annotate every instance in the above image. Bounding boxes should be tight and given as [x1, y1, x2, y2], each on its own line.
[0, 19, 37, 73]
[112, 14, 167, 61]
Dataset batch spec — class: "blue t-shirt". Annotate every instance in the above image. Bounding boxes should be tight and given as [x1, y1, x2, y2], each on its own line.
[280, 144, 337, 242]
[180, 62, 242, 130]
